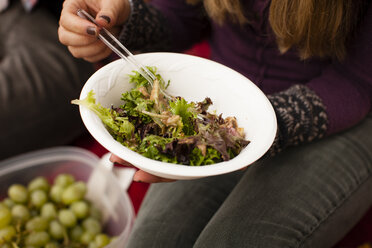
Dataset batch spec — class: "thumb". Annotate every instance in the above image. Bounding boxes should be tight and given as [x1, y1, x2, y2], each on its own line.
[95, 0, 131, 28]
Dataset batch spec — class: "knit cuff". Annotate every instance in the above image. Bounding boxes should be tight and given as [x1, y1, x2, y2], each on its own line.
[267, 84, 328, 156]
[118, 0, 172, 52]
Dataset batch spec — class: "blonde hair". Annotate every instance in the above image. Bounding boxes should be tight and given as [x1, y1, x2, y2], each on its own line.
[187, 0, 365, 60]
[187, 0, 246, 24]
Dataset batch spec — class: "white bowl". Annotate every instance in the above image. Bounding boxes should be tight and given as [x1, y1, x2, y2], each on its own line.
[78, 52, 277, 180]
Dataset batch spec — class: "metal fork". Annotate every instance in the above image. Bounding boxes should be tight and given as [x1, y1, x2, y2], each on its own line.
[77, 9, 172, 99]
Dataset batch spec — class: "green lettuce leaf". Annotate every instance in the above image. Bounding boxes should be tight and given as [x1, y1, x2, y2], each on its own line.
[71, 91, 134, 140]
[169, 98, 197, 135]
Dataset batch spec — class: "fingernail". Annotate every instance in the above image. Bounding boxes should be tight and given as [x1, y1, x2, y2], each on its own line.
[86, 26, 96, 36]
[99, 15, 111, 24]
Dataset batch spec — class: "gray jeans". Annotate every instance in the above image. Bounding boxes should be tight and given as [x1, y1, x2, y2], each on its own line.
[126, 113, 372, 248]
[0, 2, 94, 160]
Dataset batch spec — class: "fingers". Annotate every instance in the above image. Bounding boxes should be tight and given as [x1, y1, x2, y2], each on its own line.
[83, 49, 113, 63]
[109, 154, 134, 167]
[59, 0, 107, 61]
[95, 0, 131, 27]
[95, 6, 116, 28]
[109, 154, 175, 183]
[133, 170, 175, 183]
[58, 25, 97, 47]
[59, 0, 130, 62]
[67, 41, 112, 62]
[59, 24, 107, 61]
[60, 0, 98, 37]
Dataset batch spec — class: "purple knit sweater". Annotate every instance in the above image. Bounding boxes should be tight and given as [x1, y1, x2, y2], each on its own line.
[148, 0, 372, 135]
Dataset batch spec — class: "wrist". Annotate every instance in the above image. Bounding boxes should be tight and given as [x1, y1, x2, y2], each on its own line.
[266, 84, 328, 156]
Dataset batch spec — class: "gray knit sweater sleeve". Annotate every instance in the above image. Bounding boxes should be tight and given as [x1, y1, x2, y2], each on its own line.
[267, 84, 328, 156]
[118, 0, 172, 52]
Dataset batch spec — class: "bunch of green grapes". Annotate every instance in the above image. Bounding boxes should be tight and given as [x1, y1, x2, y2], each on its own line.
[0, 174, 115, 247]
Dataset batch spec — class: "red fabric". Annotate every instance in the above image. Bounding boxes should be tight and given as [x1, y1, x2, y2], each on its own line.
[335, 210, 372, 247]
[184, 40, 210, 59]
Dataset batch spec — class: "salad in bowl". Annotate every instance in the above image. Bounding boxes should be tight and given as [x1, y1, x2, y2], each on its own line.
[73, 52, 276, 179]
[73, 67, 250, 166]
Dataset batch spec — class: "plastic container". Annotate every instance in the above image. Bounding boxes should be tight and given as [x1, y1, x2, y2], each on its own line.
[0, 146, 135, 247]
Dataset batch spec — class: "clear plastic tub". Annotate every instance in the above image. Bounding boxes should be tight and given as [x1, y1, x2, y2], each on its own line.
[0, 146, 134, 247]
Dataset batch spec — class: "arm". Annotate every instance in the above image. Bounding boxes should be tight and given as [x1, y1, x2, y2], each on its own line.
[268, 2, 372, 156]
[306, 4, 372, 135]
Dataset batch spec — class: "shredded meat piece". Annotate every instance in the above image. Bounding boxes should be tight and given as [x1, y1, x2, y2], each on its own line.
[220, 117, 245, 138]
[138, 86, 150, 98]
[150, 79, 160, 103]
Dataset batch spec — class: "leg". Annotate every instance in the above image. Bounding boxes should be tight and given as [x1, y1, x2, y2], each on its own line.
[0, 2, 94, 160]
[194, 114, 372, 248]
[126, 114, 372, 248]
[126, 170, 244, 248]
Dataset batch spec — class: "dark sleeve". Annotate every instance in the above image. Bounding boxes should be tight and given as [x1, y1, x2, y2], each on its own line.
[267, 85, 328, 156]
[267, 3, 372, 156]
[305, 3, 372, 134]
[118, 0, 210, 52]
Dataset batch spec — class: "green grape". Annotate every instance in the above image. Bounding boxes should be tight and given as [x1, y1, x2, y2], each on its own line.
[74, 181, 87, 193]
[54, 174, 75, 188]
[11, 204, 30, 223]
[0, 226, 16, 244]
[88, 242, 99, 248]
[61, 182, 86, 205]
[95, 233, 111, 248]
[82, 217, 102, 236]
[28, 176, 50, 192]
[45, 242, 60, 248]
[25, 216, 49, 232]
[0, 243, 12, 248]
[70, 201, 89, 219]
[50, 185, 64, 203]
[30, 189, 48, 208]
[2, 199, 14, 209]
[41, 202, 57, 220]
[80, 231, 95, 245]
[24, 231, 50, 247]
[1, 174, 115, 248]
[89, 205, 102, 221]
[49, 220, 65, 240]
[0, 208, 11, 229]
[69, 225, 84, 241]
[8, 184, 28, 204]
[58, 209, 77, 228]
